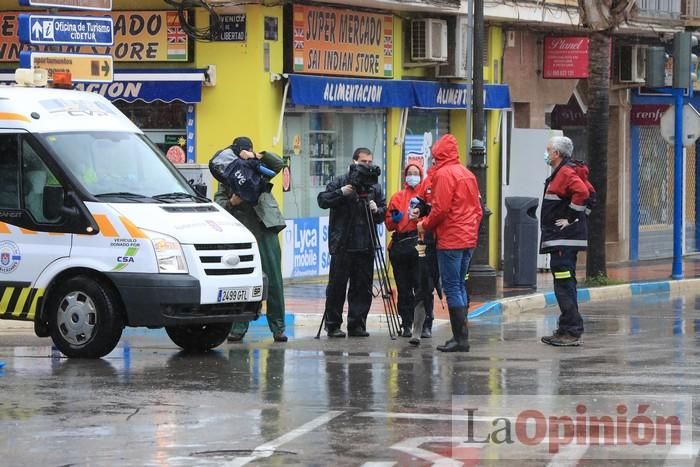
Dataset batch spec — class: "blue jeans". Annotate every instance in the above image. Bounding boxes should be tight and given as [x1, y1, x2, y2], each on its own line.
[437, 248, 474, 308]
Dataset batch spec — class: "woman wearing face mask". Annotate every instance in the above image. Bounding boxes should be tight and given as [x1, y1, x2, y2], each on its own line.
[385, 163, 426, 338]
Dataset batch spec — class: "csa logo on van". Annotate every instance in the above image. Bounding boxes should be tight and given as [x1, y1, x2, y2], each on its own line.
[0, 241, 21, 274]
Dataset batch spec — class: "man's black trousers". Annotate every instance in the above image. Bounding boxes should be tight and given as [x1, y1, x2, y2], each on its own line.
[549, 246, 584, 338]
[324, 251, 374, 332]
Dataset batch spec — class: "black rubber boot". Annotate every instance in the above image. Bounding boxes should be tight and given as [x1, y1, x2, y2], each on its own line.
[410, 301, 427, 346]
[437, 307, 469, 352]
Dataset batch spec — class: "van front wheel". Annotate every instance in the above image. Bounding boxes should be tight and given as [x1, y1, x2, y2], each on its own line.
[48, 276, 124, 358]
[165, 323, 230, 352]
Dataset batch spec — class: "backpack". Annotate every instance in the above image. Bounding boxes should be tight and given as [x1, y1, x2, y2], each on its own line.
[567, 158, 596, 212]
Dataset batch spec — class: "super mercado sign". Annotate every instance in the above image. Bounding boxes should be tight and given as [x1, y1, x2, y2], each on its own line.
[0, 11, 188, 62]
[292, 4, 393, 78]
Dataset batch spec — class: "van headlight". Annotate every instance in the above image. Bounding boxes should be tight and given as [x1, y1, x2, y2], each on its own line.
[143, 229, 188, 274]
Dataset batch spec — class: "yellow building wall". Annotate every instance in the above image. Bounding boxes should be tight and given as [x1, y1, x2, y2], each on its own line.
[486, 26, 503, 268]
[194, 5, 284, 205]
[446, 27, 503, 269]
[386, 15, 406, 201]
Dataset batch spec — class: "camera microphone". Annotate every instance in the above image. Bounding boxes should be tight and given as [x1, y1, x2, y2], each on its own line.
[258, 164, 275, 177]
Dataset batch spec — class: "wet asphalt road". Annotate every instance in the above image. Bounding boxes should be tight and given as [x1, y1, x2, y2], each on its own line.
[1, 293, 700, 466]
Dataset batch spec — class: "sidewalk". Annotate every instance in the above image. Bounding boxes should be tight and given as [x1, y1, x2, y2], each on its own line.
[284, 255, 700, 322]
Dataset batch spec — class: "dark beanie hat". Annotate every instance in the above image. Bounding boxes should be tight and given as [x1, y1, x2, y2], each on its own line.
[231, 136, 253, 156]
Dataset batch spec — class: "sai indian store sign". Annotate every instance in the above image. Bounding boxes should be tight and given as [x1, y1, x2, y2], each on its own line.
[0, 10, 188, 62]
[292, 4, 393, 78]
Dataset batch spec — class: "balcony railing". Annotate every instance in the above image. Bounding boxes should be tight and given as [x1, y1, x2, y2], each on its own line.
[685, 0, 700, 18]
[637, 0, 682, 19]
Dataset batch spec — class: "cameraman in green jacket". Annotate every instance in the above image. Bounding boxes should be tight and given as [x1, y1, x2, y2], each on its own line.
[214, 136, 288, 342]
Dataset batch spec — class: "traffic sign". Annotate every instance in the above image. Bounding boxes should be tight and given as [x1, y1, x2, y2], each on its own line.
[18, 0, 112, 11]
[20, 51, 113, 83]
[19, 14, 114, 47]
[660, 104, 700, 147]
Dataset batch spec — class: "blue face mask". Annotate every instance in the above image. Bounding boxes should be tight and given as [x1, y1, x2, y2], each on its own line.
[544, 152, 551, 166]
[405, 175, 420, 187]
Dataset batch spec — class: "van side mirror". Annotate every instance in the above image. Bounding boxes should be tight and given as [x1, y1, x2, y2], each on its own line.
[43, 185, 65, 220]
[43, 185, 80, 220]
[192, 183, 207, 198]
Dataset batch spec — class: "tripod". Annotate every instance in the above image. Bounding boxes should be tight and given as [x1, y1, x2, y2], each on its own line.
[315, 196, 402, 339]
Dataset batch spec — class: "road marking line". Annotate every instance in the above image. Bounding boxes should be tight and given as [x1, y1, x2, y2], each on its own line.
[664, 443, 699, 465]
[390, 436, 467, 467]
[356, 411, 497, 422]
[223, 410, 344, 466]
[546, 445, 588, 467]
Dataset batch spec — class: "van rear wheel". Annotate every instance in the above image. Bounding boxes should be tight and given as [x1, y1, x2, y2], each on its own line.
[165, 323, 230, 352]
[48, 276, 124, 359]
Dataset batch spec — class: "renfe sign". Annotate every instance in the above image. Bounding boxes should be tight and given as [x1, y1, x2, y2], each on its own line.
[631, 104, 670, 126]
[543, 36, 589, 79]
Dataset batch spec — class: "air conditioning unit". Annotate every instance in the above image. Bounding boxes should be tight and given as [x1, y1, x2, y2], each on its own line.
[618, 45, 647, 83]
[411, 18, 448, 62]
[436, 15, 469, 78]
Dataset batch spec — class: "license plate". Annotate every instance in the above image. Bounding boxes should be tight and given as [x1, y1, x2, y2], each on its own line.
[217, 287, 248, 303]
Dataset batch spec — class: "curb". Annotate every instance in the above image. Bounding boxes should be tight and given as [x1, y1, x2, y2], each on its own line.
[468, 277, 700, 318]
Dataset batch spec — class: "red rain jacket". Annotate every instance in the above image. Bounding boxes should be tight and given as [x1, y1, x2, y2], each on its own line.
[420, 134, 482, 249]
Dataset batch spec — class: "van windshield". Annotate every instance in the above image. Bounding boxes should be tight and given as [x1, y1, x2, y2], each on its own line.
[38, 131, 200, 202]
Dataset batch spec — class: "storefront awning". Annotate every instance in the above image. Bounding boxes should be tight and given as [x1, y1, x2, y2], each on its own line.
[287, 74, 511, 110]
[0, 68, 206, 103]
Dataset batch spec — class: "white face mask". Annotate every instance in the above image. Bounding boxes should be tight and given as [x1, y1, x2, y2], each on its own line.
[405, 175, 420, 187]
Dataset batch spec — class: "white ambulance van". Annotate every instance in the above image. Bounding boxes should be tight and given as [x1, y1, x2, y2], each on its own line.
[0, 71, 265, 358]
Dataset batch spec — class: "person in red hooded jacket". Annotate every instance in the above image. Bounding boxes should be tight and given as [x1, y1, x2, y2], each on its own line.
[416, 134, 482, 352]
[385, 162, 431, 339]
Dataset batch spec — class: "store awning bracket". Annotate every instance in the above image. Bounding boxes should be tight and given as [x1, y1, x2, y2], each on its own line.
[393, 107, 409, 146]
[272, 74, 290, 147]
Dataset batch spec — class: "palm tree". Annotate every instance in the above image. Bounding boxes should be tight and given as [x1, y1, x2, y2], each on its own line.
[578, 0, 636, 278]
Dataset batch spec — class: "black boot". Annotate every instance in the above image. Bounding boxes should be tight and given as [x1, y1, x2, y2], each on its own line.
[437, 307, 469, 352]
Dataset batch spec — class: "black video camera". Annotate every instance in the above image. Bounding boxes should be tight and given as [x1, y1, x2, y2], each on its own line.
[348, 163, 381, 194]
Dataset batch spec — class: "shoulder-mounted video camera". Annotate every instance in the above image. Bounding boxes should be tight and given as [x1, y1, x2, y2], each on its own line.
[348, 163, 381, 195]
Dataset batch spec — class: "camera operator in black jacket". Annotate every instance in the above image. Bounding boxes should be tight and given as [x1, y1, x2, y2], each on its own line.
[317, 147, 386, 337]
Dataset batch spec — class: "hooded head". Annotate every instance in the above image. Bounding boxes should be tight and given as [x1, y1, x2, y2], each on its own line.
[231, 136, 254, 157]
[404, 162, 424, 188]
[430, 134, 460, 168]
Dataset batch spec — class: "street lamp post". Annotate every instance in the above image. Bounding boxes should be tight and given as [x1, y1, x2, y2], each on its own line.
[467, 0, 497, 296]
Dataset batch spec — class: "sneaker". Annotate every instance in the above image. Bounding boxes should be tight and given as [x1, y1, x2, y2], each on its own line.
[348, 329, 370, 337]
[543, 333, 581, 347]
[227, 333, 245, 342]
[401, 327, 412, 338]
[273, 332, 288, 342]
[421, 328, 432, 339]
[540, 329, 564, 344]
[327, 328, 346, 338]
[409, 336, 420, 346]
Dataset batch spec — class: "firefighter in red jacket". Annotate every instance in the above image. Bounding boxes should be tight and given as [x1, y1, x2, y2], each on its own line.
[416, 134, 482, 352]
[540, 136, 592, 347]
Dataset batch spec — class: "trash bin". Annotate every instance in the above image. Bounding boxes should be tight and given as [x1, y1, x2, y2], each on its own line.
[503, 196, 539, 288]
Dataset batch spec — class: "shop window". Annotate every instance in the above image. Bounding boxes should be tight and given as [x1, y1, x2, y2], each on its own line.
[403, 110, 448, 172]
[113, 101, 188, 154]
[283, 109, 385, 218]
